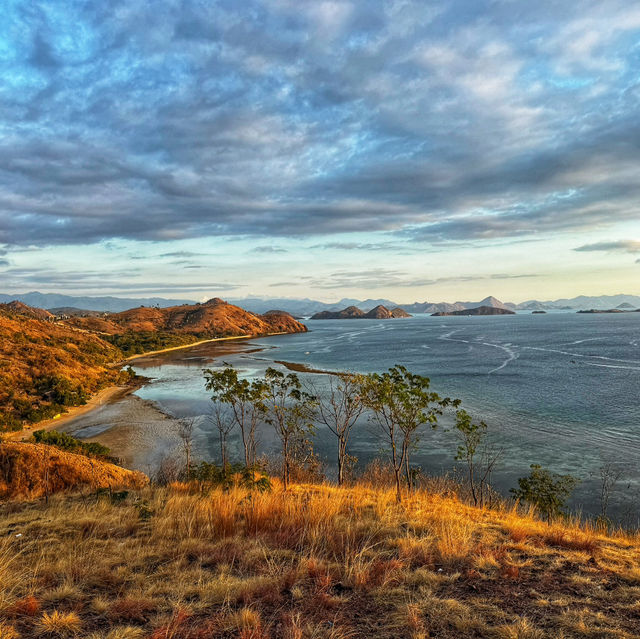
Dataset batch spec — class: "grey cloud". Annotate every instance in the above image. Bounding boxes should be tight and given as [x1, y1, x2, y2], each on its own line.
[1, 1, 639, 247]
[250, 246, 288, 254]
[574, 240, 640, 253]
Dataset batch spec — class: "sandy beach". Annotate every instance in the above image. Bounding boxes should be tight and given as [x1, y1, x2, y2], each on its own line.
[13, 336, 267, 475]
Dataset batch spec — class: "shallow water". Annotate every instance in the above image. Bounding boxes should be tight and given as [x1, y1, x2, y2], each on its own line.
[132, 312, 640, 521]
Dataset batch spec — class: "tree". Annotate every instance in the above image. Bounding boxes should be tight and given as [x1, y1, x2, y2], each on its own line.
[454, 409, 502, 507]
[312, 373, 365, 485]
[175, 416, 197, 474]
[597, 460, 625, 522]
[511, 464, 579, 523]
[210, 400, 235, 472]
[204, 367, 267, 467]
[261, 367, 316, 490]
[359, 365, 458, 503]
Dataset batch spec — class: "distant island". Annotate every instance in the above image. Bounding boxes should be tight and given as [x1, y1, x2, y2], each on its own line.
[577, 308, 640, 314]
[431, 305, 516, 317]
[532, 310, 547, 314]
[311, 304, 410, 320]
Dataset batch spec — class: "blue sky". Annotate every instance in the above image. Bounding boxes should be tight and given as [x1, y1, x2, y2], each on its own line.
[0, 0, 639, 303]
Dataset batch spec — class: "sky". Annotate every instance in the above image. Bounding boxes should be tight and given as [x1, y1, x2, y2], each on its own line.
[0, 0, 639, 304]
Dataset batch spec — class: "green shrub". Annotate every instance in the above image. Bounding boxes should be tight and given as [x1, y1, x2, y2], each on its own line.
[32, 429, 118, 464]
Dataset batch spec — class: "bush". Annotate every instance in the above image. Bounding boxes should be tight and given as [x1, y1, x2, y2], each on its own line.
[186, 461, 272, 492]
[32, 429, 118, 464]
[511, 464, 579, 522]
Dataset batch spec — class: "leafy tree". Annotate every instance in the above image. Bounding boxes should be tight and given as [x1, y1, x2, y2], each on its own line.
[511, 464, 579, 522]
[360, 365, 458, 503]
[204, 367, 267, 467]
[454, 409, 502, 507]
[260, 367, 316, 490]
[312, 373, 365, 485]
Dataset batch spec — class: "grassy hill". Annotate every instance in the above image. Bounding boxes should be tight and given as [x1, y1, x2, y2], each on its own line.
[0, 299, 307, 430]
[0, 307, 124, 430]
[66, 298, 307, 339]
[0, 441, 148, 500]
[1, 480, 639, 638]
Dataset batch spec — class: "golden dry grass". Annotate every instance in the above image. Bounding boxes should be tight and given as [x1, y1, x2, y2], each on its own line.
[0, 442, 148, 499]
[1, 481, 639, 638]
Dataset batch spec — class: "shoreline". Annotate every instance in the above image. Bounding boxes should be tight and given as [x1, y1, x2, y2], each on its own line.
[5, 381, 145, 442]
[5, 331, 301, 471]
[122, 331, 291, 363]
[5, 330, 296, 444]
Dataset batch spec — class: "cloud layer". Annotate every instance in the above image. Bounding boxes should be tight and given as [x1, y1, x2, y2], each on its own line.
[1, 0, 640, 249]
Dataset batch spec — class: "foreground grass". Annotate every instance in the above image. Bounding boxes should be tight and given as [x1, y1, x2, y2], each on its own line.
[2, 482, 640, 638]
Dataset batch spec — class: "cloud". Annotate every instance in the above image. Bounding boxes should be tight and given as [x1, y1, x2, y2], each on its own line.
[0, 259, 9, 267]
[0, 0, 639, 249]
[250, 246, 288, 254]
[574, 240, 640, 253]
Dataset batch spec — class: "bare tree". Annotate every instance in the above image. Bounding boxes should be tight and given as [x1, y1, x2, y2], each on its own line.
[312, 374, 365, 485]
[210, 400, 235, 471]
[454, 409, 503, 507]
[598, 460, 625, 521]
[175, 416, 197, 474]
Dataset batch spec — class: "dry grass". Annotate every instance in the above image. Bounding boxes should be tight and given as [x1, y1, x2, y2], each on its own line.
[0, 442, 148, 500]
[1, 481, 640, 638]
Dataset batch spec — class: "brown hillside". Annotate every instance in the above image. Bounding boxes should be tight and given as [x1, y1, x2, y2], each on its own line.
[2, 482, 640, 638]
[0, 442, 148, 499]
[0, 301, 54, 321]
[66, 298, 307, 337]
[0, 309, 123, 429]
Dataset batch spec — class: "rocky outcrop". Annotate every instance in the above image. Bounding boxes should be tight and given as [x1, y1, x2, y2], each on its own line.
[311, 305, 411, 320]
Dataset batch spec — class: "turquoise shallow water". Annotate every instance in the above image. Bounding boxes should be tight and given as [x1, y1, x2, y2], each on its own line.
[132, 312, 640, 521]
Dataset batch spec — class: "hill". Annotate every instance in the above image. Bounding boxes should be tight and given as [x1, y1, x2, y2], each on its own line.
[1, 480, 639, 638]
[0, 307, 124, 430]
[432, 305, 516, 316]
[311, 305, 411, 320]
[0, 441, 147, 500]
[65, 298, 306, 337]
[0, 299, 307, 429]
[0, 291, 196, 312]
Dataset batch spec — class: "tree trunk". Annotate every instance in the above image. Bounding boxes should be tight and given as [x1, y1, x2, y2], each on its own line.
[282, 437, 289, 490]
[337, 437, 345, 485]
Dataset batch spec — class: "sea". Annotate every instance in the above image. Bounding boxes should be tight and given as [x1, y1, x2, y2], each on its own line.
[131, 311, 640, 522]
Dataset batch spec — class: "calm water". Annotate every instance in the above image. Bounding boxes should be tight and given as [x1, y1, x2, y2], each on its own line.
[132, 312, 640, 520]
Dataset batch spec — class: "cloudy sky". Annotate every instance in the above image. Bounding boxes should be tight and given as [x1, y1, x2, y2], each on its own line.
[1, 0, 639, 303]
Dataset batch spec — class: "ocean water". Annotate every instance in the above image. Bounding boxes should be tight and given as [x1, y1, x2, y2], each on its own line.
[132, 312, 640, 521]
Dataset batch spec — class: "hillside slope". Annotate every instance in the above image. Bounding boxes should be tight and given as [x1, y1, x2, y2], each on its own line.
[0, 442, 148, 499]
[66, 298, 307, 336]
[0, 308, 124, 429]
[1, 482, 639, 638]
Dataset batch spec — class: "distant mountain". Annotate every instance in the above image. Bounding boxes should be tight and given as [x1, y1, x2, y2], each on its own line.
[230, 297, 398, 316]
[0, 291, 196, 313]
[515, 294, 640, 310]
[310, 305, 411, 320]
[432, 306, 516, 317]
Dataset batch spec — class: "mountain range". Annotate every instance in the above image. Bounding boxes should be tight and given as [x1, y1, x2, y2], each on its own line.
[1, 291, 639, 315]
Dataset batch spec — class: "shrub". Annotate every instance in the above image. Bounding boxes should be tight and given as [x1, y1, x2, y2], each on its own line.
[511, 464, 579, 523]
